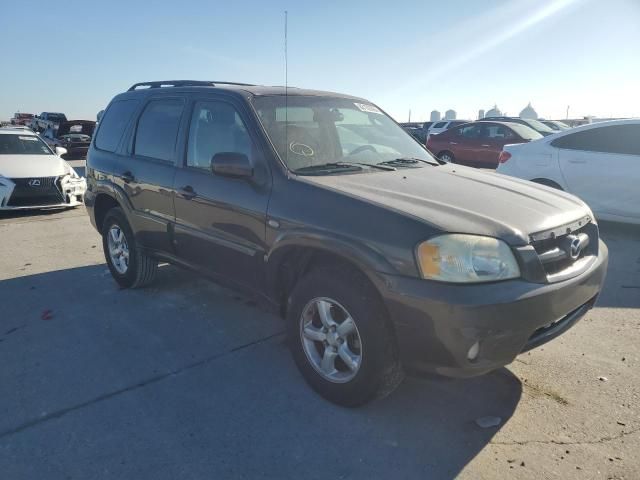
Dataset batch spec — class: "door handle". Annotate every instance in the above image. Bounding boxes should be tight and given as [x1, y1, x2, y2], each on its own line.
[568, 159, 587, 164]
[120, 171, 135, 183]
[481, 144, 491, 147]
[178, 185, 197, 200]
[449, 142, 458, 145]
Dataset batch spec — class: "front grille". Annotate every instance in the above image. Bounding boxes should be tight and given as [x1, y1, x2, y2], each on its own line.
[8, 176, 65, 207]
[530, 217, 599, 281]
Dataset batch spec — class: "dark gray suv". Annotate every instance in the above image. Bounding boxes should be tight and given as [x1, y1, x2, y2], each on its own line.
[85, 80, 608, 406]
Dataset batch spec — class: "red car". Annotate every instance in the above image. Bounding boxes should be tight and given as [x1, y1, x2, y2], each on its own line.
[426, 121, 543, 168]
[10, 113, 34, 126]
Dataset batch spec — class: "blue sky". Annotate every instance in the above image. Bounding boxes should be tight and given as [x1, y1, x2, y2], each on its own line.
[2, 0, 639, 122]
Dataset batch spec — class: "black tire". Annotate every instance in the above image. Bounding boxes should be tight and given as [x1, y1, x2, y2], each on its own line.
[438, 150, 455, 163]
[287, 265, 403, 407]
[102, 207, 157, 288]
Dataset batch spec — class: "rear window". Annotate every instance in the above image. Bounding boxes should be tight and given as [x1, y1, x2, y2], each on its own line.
[95, 99, 139, 152]
[433, 122, 447, 129]
[133, 99, 184, 162]
[507, 123, 543, 141]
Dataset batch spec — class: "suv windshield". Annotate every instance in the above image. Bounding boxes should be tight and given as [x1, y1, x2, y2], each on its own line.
[0, 134, 52, 155]
[253, 95, 435, 172]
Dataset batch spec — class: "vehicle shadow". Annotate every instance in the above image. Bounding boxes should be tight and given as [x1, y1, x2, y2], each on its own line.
[595, 221, 640, 309]
[0, 264, 521, 479]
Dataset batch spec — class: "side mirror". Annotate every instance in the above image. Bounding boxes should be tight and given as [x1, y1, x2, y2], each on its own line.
[211, 152, 253, 178]
[55, 146, 68, 156]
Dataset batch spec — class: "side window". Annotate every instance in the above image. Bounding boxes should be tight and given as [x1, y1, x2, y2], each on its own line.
[552, 125, 640, 155]
[186, 100, 253, 170]
[95, 99, 139, 152]
[485, 125, 513, 139]
[459, 125, 482, 138]
[134, 99, 184, 162]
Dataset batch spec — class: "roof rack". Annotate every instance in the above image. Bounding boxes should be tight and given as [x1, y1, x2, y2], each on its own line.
[127, 80, 255, 91]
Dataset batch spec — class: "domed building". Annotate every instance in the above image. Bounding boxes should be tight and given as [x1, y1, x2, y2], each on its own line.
[519, 102, 538, 119]
[485, 104, 502, 117]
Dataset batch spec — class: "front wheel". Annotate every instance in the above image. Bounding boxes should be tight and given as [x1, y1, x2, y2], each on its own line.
[287, 265, 403, 406]
[438, 151, 455, 163]
[102, 207, 157, 288]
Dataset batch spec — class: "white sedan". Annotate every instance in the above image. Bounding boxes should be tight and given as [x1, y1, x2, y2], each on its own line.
[496, 119, 640, 224]
[0, 129, 86, 210]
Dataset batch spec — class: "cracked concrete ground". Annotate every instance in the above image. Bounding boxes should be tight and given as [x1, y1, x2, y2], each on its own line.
[0, 197, 639, 479]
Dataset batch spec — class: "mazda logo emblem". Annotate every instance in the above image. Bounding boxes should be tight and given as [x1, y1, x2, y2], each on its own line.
[27, 179, 41, 187]
[564, 233, 589, 261]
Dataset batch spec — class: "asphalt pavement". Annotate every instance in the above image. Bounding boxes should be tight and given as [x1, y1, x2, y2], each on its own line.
[0, 187, 638, 479]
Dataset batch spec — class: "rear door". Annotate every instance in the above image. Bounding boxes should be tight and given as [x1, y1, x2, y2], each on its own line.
[476, 123, 517, 167]
[555, 124, 640, 219]
[449, 124, 483, 165]
[112, 96, 186, 252]
[172, 95, 271, 291]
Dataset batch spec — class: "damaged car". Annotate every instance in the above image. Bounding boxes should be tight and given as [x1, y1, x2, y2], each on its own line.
[0, 129, 86, 210]
[42, 120, 96, 159]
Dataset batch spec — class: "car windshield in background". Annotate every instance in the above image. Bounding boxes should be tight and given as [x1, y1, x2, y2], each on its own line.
[523, 118, 555, 134]
[253, 95, 435, 173]
[507, 123, 544, 141]
[0, 134, 52, 155]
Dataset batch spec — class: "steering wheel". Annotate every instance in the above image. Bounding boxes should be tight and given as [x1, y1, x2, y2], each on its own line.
[348, 145, 377, 156]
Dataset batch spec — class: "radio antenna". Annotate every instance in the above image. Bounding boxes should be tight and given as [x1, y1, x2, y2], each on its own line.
[284, 10, 289, 168]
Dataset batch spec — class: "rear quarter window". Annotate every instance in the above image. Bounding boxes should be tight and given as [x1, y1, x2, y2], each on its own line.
[95, 99, 140, 152]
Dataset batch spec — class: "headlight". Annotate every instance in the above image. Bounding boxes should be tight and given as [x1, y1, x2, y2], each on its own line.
[416, 234, 520, 283]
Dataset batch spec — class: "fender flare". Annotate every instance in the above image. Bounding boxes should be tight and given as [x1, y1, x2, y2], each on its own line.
[264, 229, 397, 300]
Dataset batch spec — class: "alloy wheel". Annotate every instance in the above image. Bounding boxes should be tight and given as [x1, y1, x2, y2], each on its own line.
[299, 297, 363, 383]
[107, 225, 130, 274]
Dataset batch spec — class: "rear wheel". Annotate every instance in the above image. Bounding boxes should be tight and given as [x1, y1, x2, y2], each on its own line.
[102, 207, 157, 288]
[438, 151, 455, 163]
[287, 265, 403, 406]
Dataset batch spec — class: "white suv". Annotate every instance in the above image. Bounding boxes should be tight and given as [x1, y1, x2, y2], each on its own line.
[426, 120, 469, 139]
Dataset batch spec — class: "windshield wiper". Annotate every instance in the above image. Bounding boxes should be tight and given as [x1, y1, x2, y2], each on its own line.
[294, 161, 395, 175]
[377, 157, 438, 167]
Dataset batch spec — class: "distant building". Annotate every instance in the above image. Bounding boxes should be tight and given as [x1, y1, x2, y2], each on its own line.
[519, 102, 538, 119]
[444, 109, 456, 120]
[485, 104, 502, 117]
[478, 109, 485, 119]
[430, 110, 441, 122]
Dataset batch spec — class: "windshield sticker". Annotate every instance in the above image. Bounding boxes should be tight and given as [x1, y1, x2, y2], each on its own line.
[354, 103, 382, 114]
[19, 136, 39, 141]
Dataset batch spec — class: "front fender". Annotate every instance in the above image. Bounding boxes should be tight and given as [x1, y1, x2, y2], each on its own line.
[265, 229, 399, 299]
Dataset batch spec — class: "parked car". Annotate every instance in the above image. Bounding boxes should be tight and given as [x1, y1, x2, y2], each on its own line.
[30, 112, 68, 133]
[0, 129, 86, 210]
[400, 121, 433, 144]
[86, 80, 607, 406]
[426, 120, 469, 138]
[497, 119, 640, 224]
[10, 112, 34, 126]
[541, 120, 571, 131]
[482, 116, 556, 136]
[426, 121, 543, 167]
[42, 120, 96, 159]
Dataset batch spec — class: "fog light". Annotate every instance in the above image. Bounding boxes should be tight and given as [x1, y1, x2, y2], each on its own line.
[467, 341, 480, 362]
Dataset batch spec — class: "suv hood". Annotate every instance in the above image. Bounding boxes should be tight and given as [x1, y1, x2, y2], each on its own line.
[0, 154, 70, 178]
[301, 164, 591, 245]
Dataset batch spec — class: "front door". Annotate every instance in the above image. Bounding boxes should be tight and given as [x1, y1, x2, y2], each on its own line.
[172, 97, 271, 291]
[557, 124, 640, 219]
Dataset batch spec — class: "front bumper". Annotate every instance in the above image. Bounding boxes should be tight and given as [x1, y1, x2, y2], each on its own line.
[380, 240, 608, 377]
[0, 175, 86, 210]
